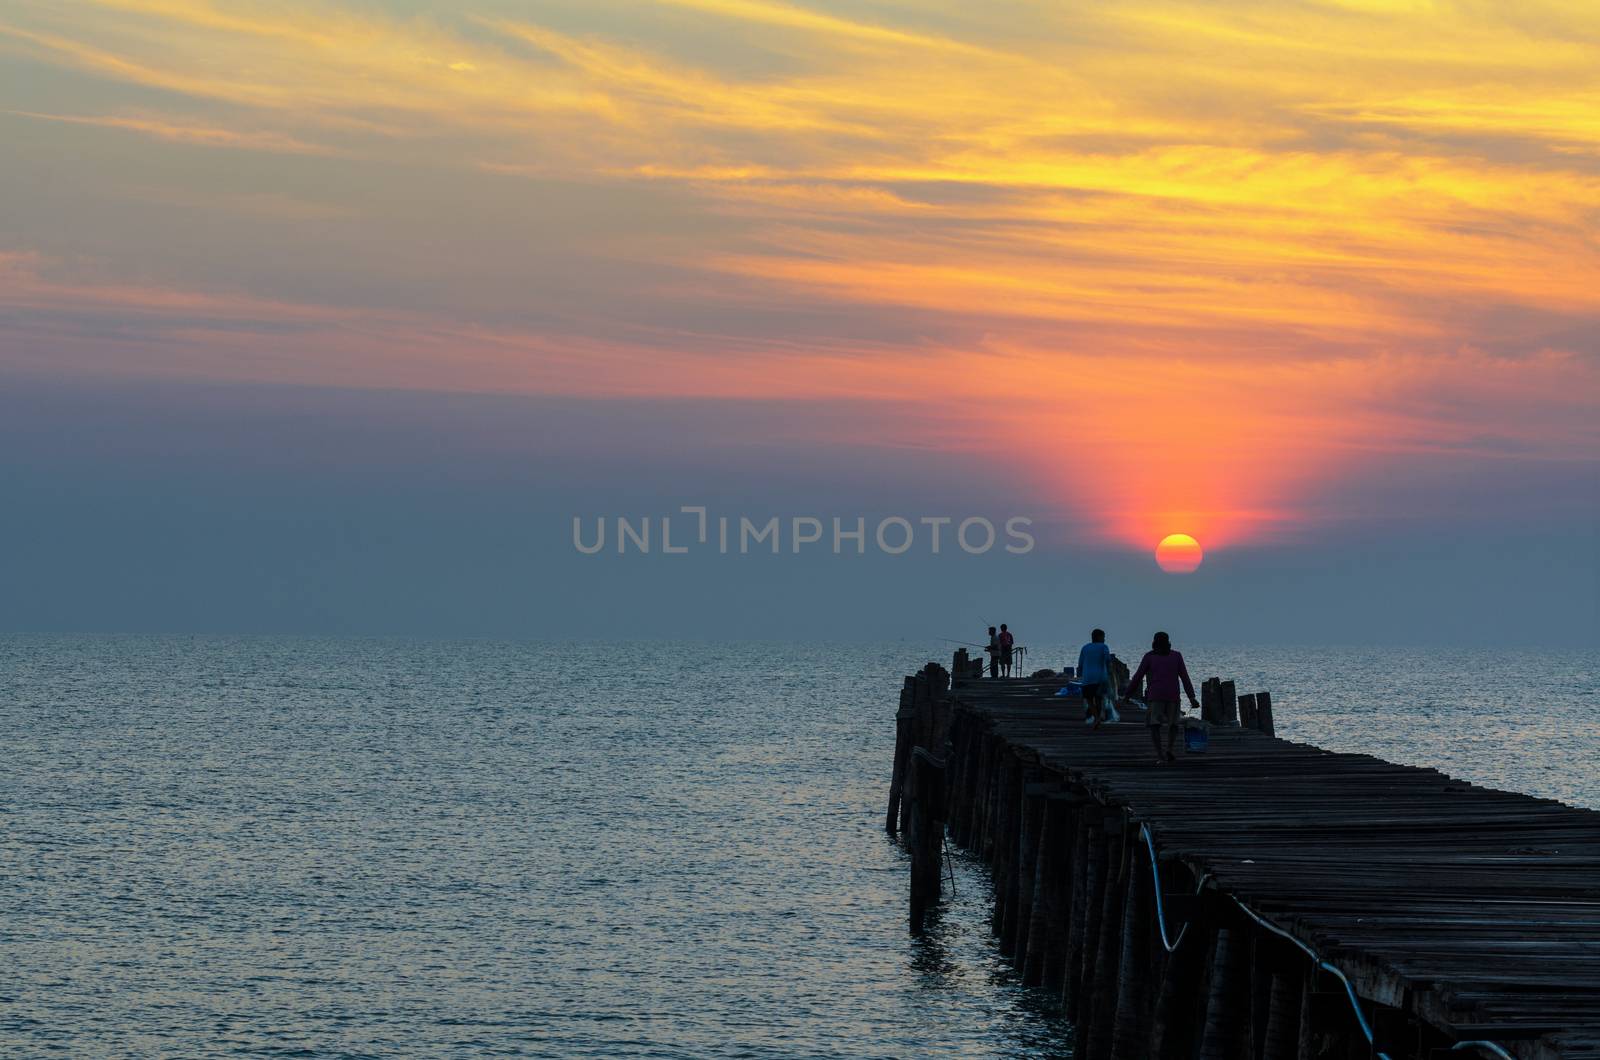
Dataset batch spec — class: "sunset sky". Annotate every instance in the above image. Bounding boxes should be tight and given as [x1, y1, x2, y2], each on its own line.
[2, 0, 1596, 643]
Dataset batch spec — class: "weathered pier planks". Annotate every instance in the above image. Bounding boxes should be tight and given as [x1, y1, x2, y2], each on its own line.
[888, 664, 1600, 1060]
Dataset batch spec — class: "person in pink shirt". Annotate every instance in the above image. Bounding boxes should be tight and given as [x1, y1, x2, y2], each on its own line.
[1125, 631, 1199, 764]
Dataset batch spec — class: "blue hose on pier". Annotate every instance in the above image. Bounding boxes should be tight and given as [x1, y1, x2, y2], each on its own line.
[1139, 823, 1511, 1060]
[1140, 823, 1208, 953]
[1449, 1044, 1515, 1060]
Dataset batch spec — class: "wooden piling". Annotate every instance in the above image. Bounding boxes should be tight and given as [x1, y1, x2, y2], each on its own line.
[1083, 816, 1128, 1057]
[1148, 884, 1209, 1060]
[1217, 679, 1238, 725]
[1063, 800, 1095, 1019]
[906, 746, 945, 935]
[1011, 782, 1049, 968]
[1255, 691, 1275, 737]
[1261, 964, 1302, 1060]
[996, 762, 1027, 953]
[1075, 811, 1114, 1021]
[1198, 924, 1251, 1060]
[1022, 794, 1074, 989]
[885, 677, 915, 832]
[1110, 826, 1157, 1060]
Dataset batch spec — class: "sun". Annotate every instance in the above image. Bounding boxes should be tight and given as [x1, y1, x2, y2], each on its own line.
[1155, 533, 1203, 574]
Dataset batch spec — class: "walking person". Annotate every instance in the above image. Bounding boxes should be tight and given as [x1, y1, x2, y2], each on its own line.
[1077, 628, 1111, 729]
[998, 623, 1015, 677]
[1126, 631, 1198, 764]
[985, 626, 1001, 678]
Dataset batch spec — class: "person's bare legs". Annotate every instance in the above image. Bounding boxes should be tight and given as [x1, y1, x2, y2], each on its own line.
[1149, 722, 1164, 762]
[1166, 723, 1179, 762]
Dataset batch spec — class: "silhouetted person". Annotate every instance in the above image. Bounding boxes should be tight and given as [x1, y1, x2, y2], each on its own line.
[1077, 628, 1111, 729]
[1126, 631, 1197, 764]
[998, 623, 1014, 677]
[986, 626, 1001, 678]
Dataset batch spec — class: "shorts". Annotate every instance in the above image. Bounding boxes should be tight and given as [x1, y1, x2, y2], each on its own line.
[1146, 699, 1180, 726]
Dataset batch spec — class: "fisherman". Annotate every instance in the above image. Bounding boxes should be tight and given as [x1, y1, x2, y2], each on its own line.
[985, 626, 1001, 678]
[998, 623, 1015, 677]
[1077, 628, 1111, 729]
[1125, 631, 1199, 764]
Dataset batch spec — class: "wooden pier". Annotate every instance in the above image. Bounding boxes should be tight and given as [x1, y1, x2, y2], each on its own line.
[887, 663, 1600, 1060]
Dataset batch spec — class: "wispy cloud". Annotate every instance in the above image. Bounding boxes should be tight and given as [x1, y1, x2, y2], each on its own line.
[7, 109, 336, 153]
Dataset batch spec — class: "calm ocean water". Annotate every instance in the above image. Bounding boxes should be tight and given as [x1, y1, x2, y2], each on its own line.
[2, 636, 1594, 1057]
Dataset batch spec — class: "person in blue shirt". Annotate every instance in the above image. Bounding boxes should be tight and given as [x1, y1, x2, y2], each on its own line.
[1077, 629, 1112, 729]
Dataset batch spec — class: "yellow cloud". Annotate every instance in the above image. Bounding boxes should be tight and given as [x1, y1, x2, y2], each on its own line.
[647, 0, 998, 57]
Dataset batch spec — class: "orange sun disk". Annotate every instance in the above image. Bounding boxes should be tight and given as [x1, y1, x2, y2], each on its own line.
[1155, 533, 1203, 573]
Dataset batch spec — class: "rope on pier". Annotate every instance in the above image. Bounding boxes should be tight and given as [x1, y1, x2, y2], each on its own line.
[1141, 822, 1513, 1060]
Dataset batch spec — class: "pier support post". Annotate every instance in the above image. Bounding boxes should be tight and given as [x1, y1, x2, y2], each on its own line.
[945, 714, 973, 847]
[1110, 823, 1157, 1060]
[977, 735, 1006, 862]
[907, 747, 946, 935]
[1198, 923, 1252, 1060]
[1083, 815, 1129, 1057]
[1149, 880, 1210, 1060]
[1023, 793, 1074, 990]
[1256, 692, 1275, 737]
[991, 758, 1025, 948]
[1063, 801, 1095, 1018]
[1010, 781, 1049, 967]
[1261, 961, 1303, 1060]
[886, 678, 916, 833]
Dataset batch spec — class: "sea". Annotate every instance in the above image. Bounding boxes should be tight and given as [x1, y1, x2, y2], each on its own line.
[2, 636, 1594, 1058]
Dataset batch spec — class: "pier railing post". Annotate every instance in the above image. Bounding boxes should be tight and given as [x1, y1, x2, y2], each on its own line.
[1255, 692, 1274, 737]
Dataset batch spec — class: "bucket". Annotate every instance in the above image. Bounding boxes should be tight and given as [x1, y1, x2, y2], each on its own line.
[1183, 719, 1209, 753]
